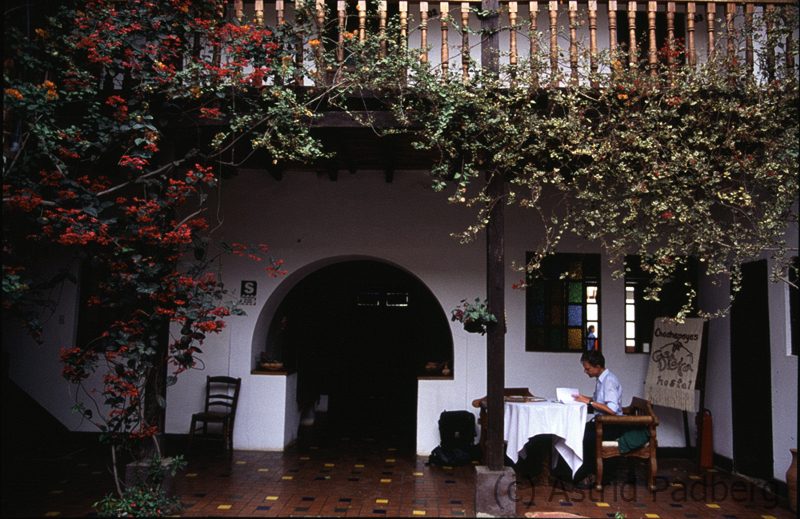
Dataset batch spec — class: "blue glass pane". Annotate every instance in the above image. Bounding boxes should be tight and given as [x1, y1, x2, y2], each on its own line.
[567, 305, 583, 327]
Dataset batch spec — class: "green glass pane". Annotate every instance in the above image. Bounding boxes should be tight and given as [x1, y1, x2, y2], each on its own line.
[568, 282, 582, 303]
[567, 328, 583, 350]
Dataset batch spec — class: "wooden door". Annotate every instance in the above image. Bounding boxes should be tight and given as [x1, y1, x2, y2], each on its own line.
[730, 260, 773, 480]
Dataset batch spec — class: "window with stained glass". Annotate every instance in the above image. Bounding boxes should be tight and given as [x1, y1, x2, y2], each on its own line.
[525, 253, 601, 352]
[623, 255, 698, 353]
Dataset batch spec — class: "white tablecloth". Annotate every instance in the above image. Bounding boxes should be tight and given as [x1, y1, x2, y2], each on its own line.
[503, 401, 588, 477]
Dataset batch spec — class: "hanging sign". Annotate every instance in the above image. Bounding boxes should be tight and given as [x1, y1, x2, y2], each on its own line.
[239, 280, 258, 306]
[644, 317, 705, 412]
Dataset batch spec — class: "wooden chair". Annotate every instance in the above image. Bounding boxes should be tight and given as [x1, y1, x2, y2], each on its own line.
[471, 387, 533, 462]
[189, 376, 241, 451]
[595, 396, 659, 491]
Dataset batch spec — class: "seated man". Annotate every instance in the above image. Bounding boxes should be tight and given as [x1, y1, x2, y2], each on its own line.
[570, 349, 623, 487]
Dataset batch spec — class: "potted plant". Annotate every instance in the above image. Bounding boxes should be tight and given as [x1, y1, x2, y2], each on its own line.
[451, 298, 497, 335]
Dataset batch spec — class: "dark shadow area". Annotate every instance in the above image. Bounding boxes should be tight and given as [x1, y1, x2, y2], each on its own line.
[265, 260, 453, 447]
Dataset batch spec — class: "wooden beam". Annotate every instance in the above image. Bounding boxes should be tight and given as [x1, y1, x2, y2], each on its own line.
[481, 0, 505, 473]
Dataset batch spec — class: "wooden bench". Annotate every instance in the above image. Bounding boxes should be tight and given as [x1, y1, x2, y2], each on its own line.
[595, 396, 659, 491]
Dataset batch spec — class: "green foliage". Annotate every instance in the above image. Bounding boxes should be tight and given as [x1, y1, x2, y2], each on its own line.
[94, 485, 181, 517]
[94, 455, 185, 517]
[451, 298, 498, 335]
[316, 2, 799, 317]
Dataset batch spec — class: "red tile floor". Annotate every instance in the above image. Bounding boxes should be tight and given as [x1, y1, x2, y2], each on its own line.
[1, 427, 794, 518]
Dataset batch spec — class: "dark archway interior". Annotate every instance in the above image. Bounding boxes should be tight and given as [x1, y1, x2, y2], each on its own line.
[266, 261, 453, 445]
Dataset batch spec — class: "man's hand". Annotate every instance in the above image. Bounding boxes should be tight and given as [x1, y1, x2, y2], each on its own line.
[573, 394, 591, 404]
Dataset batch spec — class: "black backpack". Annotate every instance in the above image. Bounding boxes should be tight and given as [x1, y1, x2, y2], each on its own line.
[428, 410, 477, 466]
[438, 410, 476, 450]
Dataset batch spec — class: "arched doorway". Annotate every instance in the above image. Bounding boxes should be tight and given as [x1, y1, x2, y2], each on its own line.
[265, 260, 453, 447]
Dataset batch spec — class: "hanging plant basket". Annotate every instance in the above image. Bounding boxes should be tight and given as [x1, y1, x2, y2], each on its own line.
[452, 298, 497, 335]
[464, 319, 487, 334]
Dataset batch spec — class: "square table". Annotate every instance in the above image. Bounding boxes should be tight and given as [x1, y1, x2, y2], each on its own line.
[503, 400, 588, 478]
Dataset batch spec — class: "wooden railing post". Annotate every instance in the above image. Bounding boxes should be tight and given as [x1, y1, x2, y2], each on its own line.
[666, 2, 676, 71]
[295, 0, 305, 86]
[744, 3, 754, 74]
[628, 1, 638, 68]
[379, 1, 388, 58]
[765, 4, 776, 81]
[569, 0, 579, 85]
[608, 0, 618, 56]
[462, 2, 471, 82]
[441, 1, 451, 78]
[315, 0, 326, 83]
[400, 0, 409, 52]
[687, 2, 697, 68]
[589, 0, 598, 81]
[648, 0, 658, 76]
[510, 1, 519, 86]
[255, 0, 264, 25]
[549, 0, 559, 85]
[276, 0, 285, 24]
[337, 1, 346, 66]
[357, 0, 367, 43]
[530, 1, 540, 88]
[234, 0, 244, 22]
[725, 3, 736, 63]
[420, 1, 430, 64]
[706, 1, 716, 62]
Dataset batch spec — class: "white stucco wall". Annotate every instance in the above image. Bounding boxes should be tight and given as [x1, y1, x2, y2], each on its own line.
[700, 209, 798, 482]
[4, 167, 796, 481]
[154, 167, 715, 454]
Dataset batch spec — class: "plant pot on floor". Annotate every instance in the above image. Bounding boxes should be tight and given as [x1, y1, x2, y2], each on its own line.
[125, 457, 177, 495]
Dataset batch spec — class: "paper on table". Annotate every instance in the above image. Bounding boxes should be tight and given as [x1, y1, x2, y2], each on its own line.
[556, 387, 580, 403]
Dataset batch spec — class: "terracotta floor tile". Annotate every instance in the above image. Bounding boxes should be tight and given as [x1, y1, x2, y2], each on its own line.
[2, 431, 796, 518]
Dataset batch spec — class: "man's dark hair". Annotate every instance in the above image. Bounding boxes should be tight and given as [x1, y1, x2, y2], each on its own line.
[580, 350, 605, 368]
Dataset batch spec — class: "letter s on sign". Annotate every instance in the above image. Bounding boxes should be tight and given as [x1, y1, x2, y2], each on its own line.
[241, 280, 257, 297]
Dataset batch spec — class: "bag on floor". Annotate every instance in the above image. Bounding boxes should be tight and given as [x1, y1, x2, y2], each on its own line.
[428, 445, 473, 466]
[438, 410, 476, 451]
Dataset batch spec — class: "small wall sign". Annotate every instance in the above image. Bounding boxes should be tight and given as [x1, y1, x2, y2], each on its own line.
[239, 280, 257, 306]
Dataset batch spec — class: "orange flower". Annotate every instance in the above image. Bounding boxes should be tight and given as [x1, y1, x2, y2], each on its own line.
[342, 31, 355, 41]
[617, 93, 628, 101]
[308, 38, 321, 47]
[4, 88, 23, 100]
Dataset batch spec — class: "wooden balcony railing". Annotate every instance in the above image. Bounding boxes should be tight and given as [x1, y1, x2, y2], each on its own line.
[223, 0, 797, 86]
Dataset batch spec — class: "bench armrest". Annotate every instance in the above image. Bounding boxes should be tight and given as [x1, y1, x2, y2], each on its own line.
[596, 415, 654, 426]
